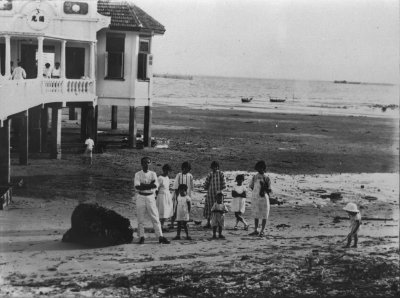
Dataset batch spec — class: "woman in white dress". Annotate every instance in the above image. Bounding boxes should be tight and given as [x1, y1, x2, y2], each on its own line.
[249, 161, 272, 237]
[156, 164, 173, 231]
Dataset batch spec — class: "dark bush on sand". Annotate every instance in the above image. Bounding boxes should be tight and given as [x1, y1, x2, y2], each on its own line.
[62, 203, 133, 247]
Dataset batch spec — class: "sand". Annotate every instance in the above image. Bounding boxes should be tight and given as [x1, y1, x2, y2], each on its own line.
[0, 104, 399, 297]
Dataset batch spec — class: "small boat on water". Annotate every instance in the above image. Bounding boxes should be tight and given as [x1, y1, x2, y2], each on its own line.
[269, 96, 286, 103]
[241, 97, 253, 103]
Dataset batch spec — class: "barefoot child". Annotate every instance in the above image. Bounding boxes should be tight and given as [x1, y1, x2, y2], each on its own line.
[173, 184, 192, 240]
[83, 136, 94, 165]
[171, 162, 194, 228]
[231, 174, 249, 230]
[204, 161, 226, 228]
[156, 164, 173, 231]
[342, 202, 361, 248]
[211, 192, 229, 239]
[249, 161, 272, 237]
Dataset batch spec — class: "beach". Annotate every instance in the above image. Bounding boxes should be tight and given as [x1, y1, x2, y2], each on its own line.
[1, 103, 399, 297]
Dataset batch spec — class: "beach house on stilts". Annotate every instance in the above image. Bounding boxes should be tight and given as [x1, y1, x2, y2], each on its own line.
[0, 0, 165, 195]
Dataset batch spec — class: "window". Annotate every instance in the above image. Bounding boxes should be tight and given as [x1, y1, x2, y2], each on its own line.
[105, 34, 125, 79]
[137, 39, 150, 81]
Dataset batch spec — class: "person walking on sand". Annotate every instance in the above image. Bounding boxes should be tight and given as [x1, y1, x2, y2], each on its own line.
[249, 160, 272, 237]
[156, 164, 173, 232]
[11, 62, 26, 80]
[211, 192, 229, 239]
[342, 202, 361, 248]
[173, 184, 192, 240]
[134, 157, 170, 244]
[170, 161, 194, 229]
[83, 136, 94, 165]
[231, 174, 249, 230]
[203, 161, 226, 228]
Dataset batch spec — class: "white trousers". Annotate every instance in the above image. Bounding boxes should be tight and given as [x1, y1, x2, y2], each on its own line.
[136, 194, 163, 238]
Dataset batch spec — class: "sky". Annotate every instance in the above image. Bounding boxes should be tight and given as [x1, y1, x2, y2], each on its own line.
[132, 0, 399, 84]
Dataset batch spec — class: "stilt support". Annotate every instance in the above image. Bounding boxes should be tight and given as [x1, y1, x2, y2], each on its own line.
[0, 119, 11, 185]
[143, 106, 152, 147]
[50, 104, 62, 159]
[128, 106, 137, 148]
[111, 106, 118, 130]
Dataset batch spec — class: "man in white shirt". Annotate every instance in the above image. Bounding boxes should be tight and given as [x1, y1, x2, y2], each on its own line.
[83, 136, 94, 165]
[11, 62, 26, 80]
[134, 157, 170, 244]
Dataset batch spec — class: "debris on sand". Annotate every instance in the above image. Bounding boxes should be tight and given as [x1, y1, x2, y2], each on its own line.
[62, 203, 133, 247]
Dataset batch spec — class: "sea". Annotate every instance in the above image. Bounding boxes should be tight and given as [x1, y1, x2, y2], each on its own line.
[153, 76, 399, 118]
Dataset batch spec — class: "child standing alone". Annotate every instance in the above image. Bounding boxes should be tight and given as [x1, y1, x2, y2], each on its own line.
[211, 192, 229, 239]
[342, 202, 361, 248]
[249, 161, 272, 237]
[231, 174, 249, 230]
[173, 184, 192, 240]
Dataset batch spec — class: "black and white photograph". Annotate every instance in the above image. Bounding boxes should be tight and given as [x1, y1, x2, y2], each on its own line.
[0, 0, 398, 297]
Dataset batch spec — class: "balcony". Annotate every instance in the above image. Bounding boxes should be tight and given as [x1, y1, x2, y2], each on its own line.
[0, 78, 96, 121]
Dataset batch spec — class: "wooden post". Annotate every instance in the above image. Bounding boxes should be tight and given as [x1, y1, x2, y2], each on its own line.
[86, 106, 94, 139]
[93, 105, 98, 147]
[69, 107, 76, 120]
[29, 106, 42, 153]
[41, 106, 48, 152]
[111, 106, 118, 130]
[0, 119, 11, 185]
[80, 106, 88, 141]
[50, 105, 62, 159]
[18, 111, 29, 165]
[143, 106, 152, 147]
[128, 106, 137, 148]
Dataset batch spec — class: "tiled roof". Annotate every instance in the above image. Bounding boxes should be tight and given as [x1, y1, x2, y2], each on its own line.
[97, 0, 165, 34]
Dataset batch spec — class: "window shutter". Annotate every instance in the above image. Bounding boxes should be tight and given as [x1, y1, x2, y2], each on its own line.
[120, 52, 124, 78]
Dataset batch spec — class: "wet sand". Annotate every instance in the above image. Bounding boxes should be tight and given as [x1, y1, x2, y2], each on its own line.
[1, 104, 399, 297]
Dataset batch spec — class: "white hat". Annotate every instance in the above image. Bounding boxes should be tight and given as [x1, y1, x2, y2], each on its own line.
[343, 202, 359, 213]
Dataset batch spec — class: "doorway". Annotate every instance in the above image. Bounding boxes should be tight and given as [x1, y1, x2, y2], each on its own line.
[66, 47, 85, 79]
[21, 44, 37, 79]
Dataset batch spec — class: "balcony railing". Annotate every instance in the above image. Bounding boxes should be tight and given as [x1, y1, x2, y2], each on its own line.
[0, 78, 96, 121]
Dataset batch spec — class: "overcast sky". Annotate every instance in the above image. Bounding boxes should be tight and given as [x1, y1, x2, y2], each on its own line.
[132, 0, 399, 84]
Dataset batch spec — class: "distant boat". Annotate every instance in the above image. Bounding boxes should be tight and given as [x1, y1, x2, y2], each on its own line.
[241, 97, 253, 103]
[269, 96, 286, 103]
[334, 80, 361, 84]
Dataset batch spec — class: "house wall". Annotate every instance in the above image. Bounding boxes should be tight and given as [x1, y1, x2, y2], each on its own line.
[96, 29, 152, 107]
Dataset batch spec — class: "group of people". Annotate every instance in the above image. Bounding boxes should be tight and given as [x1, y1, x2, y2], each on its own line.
[8, 61, 61, 80]
[134, 156, 361, 248]
[133, 157, 273, 244]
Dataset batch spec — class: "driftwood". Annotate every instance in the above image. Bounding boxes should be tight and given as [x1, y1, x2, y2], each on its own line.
[334, 216, 393, 221]
[62, 203, 133, 247]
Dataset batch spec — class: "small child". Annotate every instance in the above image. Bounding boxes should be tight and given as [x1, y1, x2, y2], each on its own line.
[173, 184, 192, 240]
[211, 192, 229, 239]
[156, 164, 173, 231]
[342, 202, 361, 248]
[171, 162, 194, 229]
[83, 136, 94, 165]
[231, 174, 249, 230]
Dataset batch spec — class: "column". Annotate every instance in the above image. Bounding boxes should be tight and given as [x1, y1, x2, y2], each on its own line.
[41, 106, 48, 152]
[37, 36, 44, 78]
[111, 106, 118, 129]
[61, 40, 66, 78]
[86, 105, 94, 139]
[50, 105, 62, 159]
[143, 106, 152, 147]
[5, 35, 11, 78]
[17, 111, 29, 165]
[28, 106, 42, 153]
[80, 106, 88, 140]
[0, 119, 11, 185]
[90, 42, 96, 79]
[128, 107, 137, 148]
[93, 105, 98, 147]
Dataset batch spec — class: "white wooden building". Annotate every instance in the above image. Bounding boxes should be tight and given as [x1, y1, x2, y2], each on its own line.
[0, 0, 165, 185]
